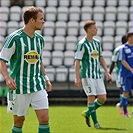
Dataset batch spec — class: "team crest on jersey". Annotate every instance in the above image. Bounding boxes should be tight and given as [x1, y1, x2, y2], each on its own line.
[24, 50, 39, 64]
[91, 50, 99, 59]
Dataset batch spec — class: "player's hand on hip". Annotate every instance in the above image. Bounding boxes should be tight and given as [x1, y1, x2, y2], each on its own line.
[46, 80, 52, 92]
[5, 77, 16, 90]
[75, 78, 82, 88]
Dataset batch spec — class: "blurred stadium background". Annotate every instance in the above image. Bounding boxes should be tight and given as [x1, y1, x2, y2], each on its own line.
[0, 0, 133, 105]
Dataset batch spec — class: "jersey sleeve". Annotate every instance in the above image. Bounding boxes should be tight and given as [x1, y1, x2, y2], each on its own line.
[112, 48, 118, 62]
[0, 35, 15, 62]
[40, 37, 45, 63]
[75, 42, 85, 60]
[99, 42, 103, 57]
[119, 46, 125, 61]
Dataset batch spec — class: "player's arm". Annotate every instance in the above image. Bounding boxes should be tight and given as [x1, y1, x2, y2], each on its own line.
[100, 56, 111, 81]
[74, 42, 84, 88]
[109, 48, 118, 74]
[121, 60, 133, 74]
[109, 62, 115, 75]
[41, 63, 52, 92]
[108, 62, 115, 83]
[74, 60, 82, 88]
[0, 60, 16, 90]
[0, 34, 17, 90]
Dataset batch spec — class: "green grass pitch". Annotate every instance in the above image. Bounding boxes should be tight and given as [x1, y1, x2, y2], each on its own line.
[0, 105, 133, 133]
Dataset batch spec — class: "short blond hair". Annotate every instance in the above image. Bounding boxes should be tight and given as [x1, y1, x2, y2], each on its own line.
[84, 20, 96, 32]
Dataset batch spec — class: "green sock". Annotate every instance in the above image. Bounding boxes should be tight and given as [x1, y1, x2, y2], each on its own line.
[89, 103, 98, 125]
[94, 99, 102, 110]
[12, 126, 22, 133]
[119, 94, 122, 107]
[38, 124, 50, 133]
[86, 99, 102, 116]
[86, 104, 90, 116]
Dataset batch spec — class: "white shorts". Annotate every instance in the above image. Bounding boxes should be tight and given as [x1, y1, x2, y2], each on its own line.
[7, 90, 49, 116]
[82, 78, 106, 96]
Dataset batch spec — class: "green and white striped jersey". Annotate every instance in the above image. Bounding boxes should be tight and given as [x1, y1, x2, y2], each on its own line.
[75, 37, 103, 79]
[111, 45, 124, 87]
[0, 29, 46, 94]
[111, 45, 123, 76]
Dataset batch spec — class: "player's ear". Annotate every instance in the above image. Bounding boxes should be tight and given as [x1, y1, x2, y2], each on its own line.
[30, 18, 35, 24]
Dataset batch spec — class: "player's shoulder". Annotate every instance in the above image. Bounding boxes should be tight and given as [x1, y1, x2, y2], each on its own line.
[120, 44, 127, 49]
[114, 45, 123, 51]
[35, 32, 44, 40]
[77, 37, 87, 46]
[7, 29, 23, 40]
[35, 32, 45, 44]
[78, 37, 86, 44]
[118, 44, 126, 53]
[93, 37, 100, 43]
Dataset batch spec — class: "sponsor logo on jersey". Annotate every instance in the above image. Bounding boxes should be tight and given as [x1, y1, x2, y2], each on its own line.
[125, 48, 131, 54]
[91, 50, 99, 59]
[24, 50, 39, 64]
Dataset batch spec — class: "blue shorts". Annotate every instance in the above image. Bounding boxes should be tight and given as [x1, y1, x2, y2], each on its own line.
[121, 77, 133, 92]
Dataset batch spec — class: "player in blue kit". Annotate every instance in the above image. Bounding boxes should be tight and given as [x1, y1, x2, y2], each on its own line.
[109, 35, 127, 114]
[119, 32, 133, 117]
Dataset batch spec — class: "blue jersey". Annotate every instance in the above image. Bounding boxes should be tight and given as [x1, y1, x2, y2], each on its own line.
[119, 43, 133, 78]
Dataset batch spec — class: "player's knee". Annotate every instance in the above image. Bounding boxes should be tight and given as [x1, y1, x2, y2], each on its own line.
[39, 115, 49, 124]
[103, 97, 107, 103]
[98, 96, 107, 104]
[14, 117, 25, 127]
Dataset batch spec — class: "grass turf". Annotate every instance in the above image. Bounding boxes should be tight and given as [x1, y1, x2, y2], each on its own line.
[0, 105, 133, 133]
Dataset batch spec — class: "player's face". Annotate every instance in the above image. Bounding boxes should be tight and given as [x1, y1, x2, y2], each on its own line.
[33, 12, 45, 30]
[87, 24, 97, 36]
[130, 36, 133, 43]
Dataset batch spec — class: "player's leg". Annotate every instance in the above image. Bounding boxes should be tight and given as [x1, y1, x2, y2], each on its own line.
[96, 94, 106, 109]
[116, 87, 131, 115]
[81, 78, 95, 127]
[85, 95, 106, 116]
[116, 77, 123, 110]
[12, 115, 25, 133]
[91, 79, 107, 128]
[88, 95, 100, 128]
[82, 78, 102, 128]
[35, 109, 50, 133]
[122, 92, 129, 116]
[121, 77, 132, 117]
[96, 79, 107, 110]
[11, 93, 31, 133]
[31, 90, 50, 133]
[119, 87, 123, 108]
[116, 88, 124, 114]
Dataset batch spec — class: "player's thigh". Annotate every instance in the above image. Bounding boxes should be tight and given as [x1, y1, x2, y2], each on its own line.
[97, 94, 107, 104]
[121, 77, 132, 92]
[96, 79, 107, 95]
[13, 115, 25, 127]
[31, 90, 49, 110]
[31, 90, 49, 123]
[35, 109, 49, 124]
[82, 78, 96, 96]
[11, 93, 31, 116]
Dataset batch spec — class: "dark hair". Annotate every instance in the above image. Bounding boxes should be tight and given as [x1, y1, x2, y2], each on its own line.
[83, 20, 96, 32]
[23, 6, 43, 24]
[126, 32, 133, 39]
[121, 35, 127, 44]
